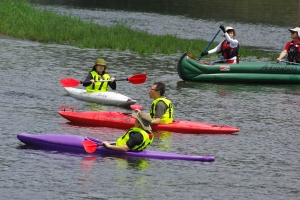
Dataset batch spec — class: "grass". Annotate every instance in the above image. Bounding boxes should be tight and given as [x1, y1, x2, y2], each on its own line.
[0, 0, 277, 60]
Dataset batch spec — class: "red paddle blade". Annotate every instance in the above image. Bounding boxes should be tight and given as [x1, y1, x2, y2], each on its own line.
[82, 140, 99, 153]
[128, 74, 147, 84]
[60, 78, 81, 87]
[130, 104, 143, 110]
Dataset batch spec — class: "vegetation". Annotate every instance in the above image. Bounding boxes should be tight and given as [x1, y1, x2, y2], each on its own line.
[0, 0, 277, 60]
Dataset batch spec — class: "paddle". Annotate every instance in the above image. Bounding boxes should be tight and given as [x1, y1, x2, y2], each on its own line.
[118, 105, 143, 116]
[130, 104, 143, 110]
[82, 140, 116, 153]
[60, 74, 147, 87]
[198, 30, 220, 60]
[280, 60, 300, 66]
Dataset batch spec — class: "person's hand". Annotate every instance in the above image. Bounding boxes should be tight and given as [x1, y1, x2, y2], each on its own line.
[134, 109, 141, 113]
[201, 51, 208, 57]
[110, 77, 115, 82]
[220, 25, 225, 33]
[102, 141, 110, 148]
[276, 58, 280, 63]
[90, 79, 95, 84]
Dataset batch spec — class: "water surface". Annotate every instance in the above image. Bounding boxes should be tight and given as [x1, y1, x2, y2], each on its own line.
[31, 0, 300, 27]
[0, 37, 299, 199]
[30, 0, 300, 53]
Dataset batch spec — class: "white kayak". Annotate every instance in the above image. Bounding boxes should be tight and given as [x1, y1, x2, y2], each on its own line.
[63, 87, 137, 107]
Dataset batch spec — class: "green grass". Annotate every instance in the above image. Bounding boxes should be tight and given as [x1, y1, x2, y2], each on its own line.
[0, 0, 277, 60]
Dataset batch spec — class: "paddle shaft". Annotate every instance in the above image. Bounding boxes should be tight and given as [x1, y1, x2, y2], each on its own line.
[81, 78, 127, 84]
[280, 60, 300, 66]
[198, 30, 221, 60]
[60, 74, 146, 87]
[91, 78, 128, 82]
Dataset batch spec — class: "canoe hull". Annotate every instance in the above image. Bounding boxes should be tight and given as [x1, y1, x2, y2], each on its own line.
[177, 52, 300, 83]
[63, 87, 136, 107]
[58, 110, 240, 134]
[17, 133, 215, 162]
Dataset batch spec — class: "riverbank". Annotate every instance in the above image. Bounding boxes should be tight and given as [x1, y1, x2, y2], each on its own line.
[0, 0, 276, 60]
[0, 34, 25, 40]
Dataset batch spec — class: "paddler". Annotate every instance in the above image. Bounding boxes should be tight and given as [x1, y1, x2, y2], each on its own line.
[102, 111, 154, 152]
[135, 82, 174, 125]
[201, 25, 240, 64]
[82, 58, 116, 92]
[276, 27, 300, 64]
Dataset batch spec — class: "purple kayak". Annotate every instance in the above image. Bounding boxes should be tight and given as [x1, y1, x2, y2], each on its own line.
[17, 133, 215, 162]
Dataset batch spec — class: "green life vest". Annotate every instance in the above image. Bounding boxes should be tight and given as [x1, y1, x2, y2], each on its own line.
[86, 71, 110, 92]
[116, 127, 154, 151]
[150, 97, 174, 124]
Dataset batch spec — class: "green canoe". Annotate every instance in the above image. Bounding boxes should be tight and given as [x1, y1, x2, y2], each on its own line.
[177, 52, 300, 83]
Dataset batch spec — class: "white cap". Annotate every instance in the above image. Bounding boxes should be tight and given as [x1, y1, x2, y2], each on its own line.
[224, 27, 236, 37]
[289, 27, 300, 38]
[225, 27, 234, 32]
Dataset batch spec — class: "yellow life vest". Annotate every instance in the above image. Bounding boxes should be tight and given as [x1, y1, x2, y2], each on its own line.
[86, 71, 110, 92]
[150, 97, 174, 124]
[116, 127, 154, 151]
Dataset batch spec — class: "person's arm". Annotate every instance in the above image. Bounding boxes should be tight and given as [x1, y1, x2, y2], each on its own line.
[108, 81, 116, 90]
[82, 73, 93, 87]
[276, 50, 287, 63]
[102, 132, 143, 152]
[276, 42, 290, 63]
[208, 41, 222, 54]
[151, 118, 161, 125]
[102, 142, 130, 152]
[224, 32, 238, 48]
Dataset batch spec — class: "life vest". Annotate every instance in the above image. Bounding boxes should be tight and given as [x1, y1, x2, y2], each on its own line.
[287, 40, 300, 63]
[221, 40, 239, 60]
[116, 127, 154, 151]
[150, 97, 174, 124]
[86, 71, 110, 92]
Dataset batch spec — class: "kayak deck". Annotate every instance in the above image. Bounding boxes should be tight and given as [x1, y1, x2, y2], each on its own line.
[17, 133, 215, 162]
[63, 87, 137, 107]
[59, 110, 240, 134]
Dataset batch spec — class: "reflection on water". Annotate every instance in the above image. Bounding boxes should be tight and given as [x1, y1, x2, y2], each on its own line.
[84, 102, 107, 111]
[115, 157, 151, 171]
[153, 131, 172, 150]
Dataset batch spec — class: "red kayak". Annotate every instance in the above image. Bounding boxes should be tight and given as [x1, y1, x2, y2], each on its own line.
[59, 110, 240, 134]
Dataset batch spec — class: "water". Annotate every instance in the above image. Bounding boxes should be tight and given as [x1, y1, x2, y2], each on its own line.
[31, 0, 300, 27]
[0, 37, 299, 199]
[1, 1, 300, 199]
[30, 0, 300, 52]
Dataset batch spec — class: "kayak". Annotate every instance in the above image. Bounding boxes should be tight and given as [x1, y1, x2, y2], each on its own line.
[58, 110, 240, 134]
[17, 133, 215, 162]
[63, 87, 137, 107]
[177, 52, 300, 83]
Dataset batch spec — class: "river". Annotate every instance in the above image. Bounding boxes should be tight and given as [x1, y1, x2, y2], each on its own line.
[0, 1, 300, 200]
